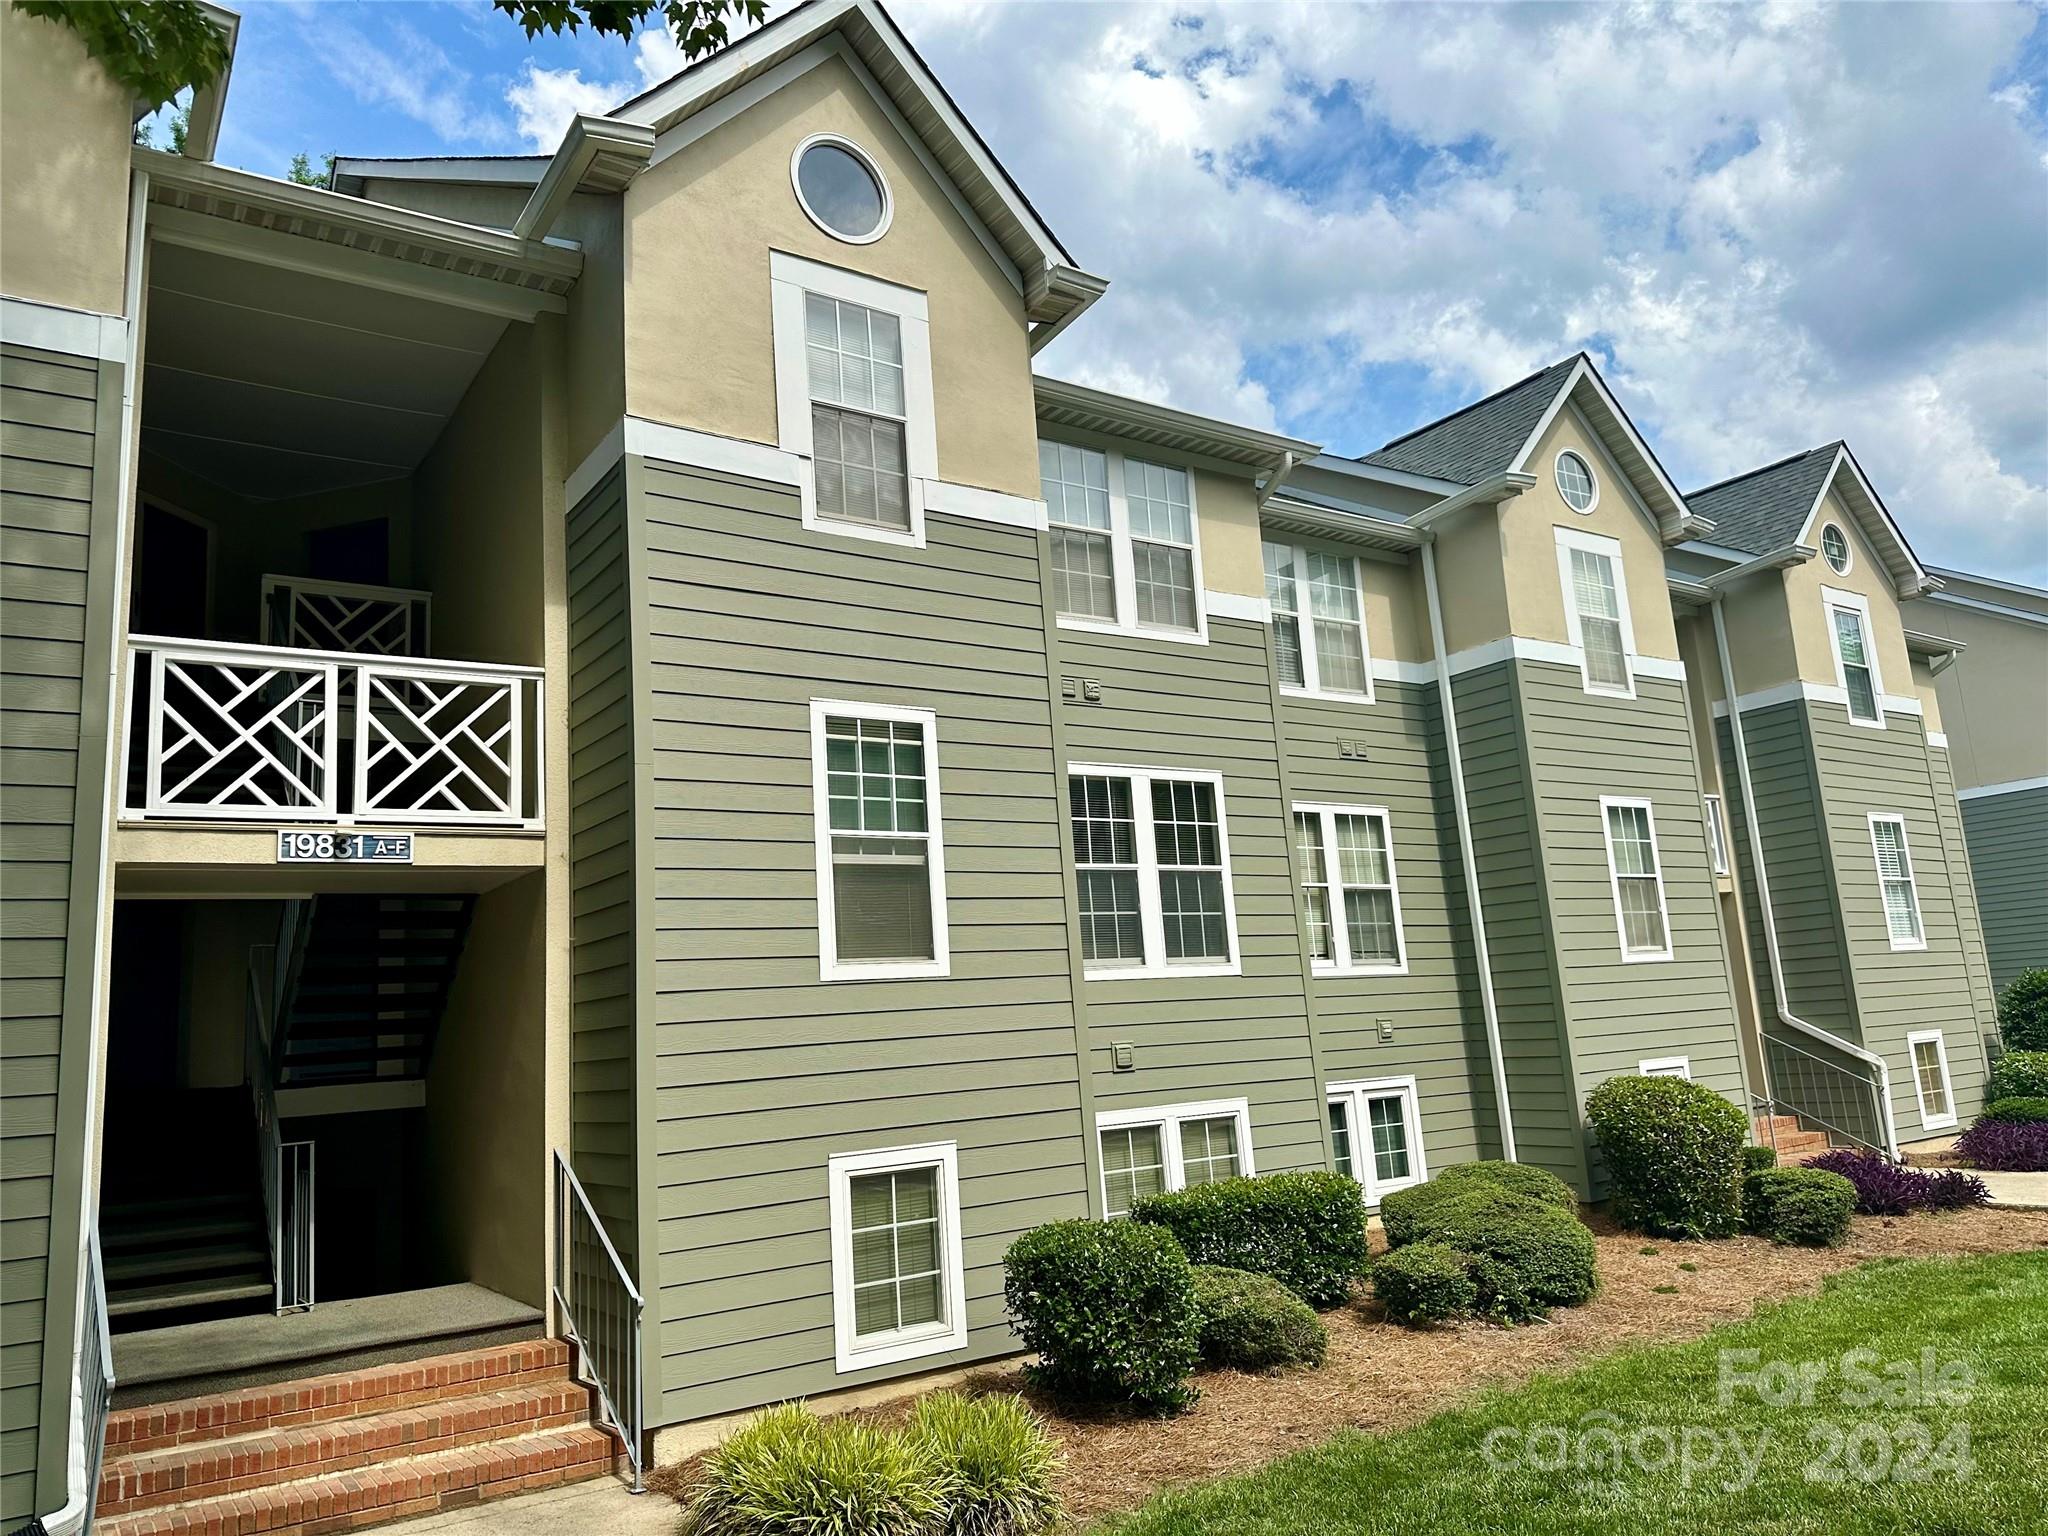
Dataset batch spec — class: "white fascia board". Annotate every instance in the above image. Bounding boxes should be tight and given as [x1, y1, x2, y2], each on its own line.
[1794, 446, 1933, 598]
[1310, 454, 1467, 497]
[1508, 357, 1693, 536]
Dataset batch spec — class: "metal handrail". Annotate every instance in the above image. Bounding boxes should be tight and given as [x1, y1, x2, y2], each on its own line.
[553, 1151, 644, 1492]
[81, 1223, 114, 1534]
[247, 949, 315, 1312]
[1757, 1030, 1892, 1158]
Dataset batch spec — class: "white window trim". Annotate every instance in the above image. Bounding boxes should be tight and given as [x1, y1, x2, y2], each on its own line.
[1554, 526, 1638, 699]
[1867, 812, 1927, 952]
[810, 698, 950, 981]
[1094, 1098, 1253, 1216]
[1554, 448, 1600, 514]
[1326, 1077, 1426, 1206]
[1265, 539, 1374, 703]
[1905, 1030, 1957, 1131]
[1639, 1056, 1692, 1079]
[1294, 802, 1407, 976]
[1821, 585, 1886, 730]
[1041, 438, 1209, 645]
[1703, 793, 1731, 878]
[789, 132, 894, 246]
[1069, 761, 1240, 979]
[1820, 521, 1853, 576]
[827, 1142, 968, 1373]
[771, 251, 937, 549]
[1598, 794, 1675, 963]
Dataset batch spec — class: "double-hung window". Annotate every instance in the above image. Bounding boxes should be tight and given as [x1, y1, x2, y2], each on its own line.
[828, 1143, 967, 1371]
[1554, 527, 1636, 696]
[1906, 1030, 1956, 1130]
[1823, 587, 1884, 726]
[1264, 540, 1371, 699]
[811, 701, 948, 980]
[1600, 796, 1673, 961]
[771, 253, 936, 547]
[1327, 1079, 1424, 1205]
[1038, 439, 1204, 640]
[1096, 1100, 1252, 1217]
[1703, 793, 1731, 877]
[1069, 765, 1237, 977]
[1868, 814, 1925, 950]
[1294, 804, 1406, 974]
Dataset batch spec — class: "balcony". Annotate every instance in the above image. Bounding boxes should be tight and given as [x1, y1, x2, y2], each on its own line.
[121, 578, 544, 831]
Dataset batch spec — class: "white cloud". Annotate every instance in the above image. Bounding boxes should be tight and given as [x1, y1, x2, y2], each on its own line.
[506, 25, 708, 151]
[318, 17, 506, 146]
[892, 0, 2047, 578]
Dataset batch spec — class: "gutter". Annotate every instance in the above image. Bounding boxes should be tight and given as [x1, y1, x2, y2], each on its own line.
[513, 115, 655, 242]
[1707, 594, 1900, 1157]
[1411, 470, 1535, 1162]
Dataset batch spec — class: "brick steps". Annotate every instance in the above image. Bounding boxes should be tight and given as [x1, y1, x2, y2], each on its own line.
[1754, 1114, 1832, 1161]
[98, 1338, 617, 1536]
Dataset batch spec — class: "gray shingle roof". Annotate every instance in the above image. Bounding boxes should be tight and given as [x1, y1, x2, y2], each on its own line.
[1686, 444, 1841, 556]
[1358, 356, 1581, 484]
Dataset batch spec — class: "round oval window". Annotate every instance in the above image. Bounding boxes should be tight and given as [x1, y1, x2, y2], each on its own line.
[1822, 523, 1851, 574]
[796, 140, 887, 242]
[1556, 450, 1596, 512]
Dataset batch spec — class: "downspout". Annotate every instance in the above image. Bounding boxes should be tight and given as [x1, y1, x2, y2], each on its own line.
[1411, 473, 1533, 1163]
[1708, 597, 1899, 1157]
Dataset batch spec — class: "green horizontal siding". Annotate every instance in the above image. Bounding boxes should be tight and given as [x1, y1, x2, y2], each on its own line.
[633, 461, 1086, 1424]
[1961, 783, 2047, 995]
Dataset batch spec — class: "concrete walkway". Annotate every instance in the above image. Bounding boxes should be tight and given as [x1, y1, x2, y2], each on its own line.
[1976, 1169, 2048, 1209]
[387, 1478, 677, 1536]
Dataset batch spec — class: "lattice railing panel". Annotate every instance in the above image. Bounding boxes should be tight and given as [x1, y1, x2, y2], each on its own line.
[142, 646, 338, 819]
[357, 667, 525, 823]
[263, 576, 430, 658]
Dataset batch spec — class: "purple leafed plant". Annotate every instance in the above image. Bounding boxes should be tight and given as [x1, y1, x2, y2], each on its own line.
[1952, 1119, 2048, 1173]
[1802, 1150, 1990, 1214]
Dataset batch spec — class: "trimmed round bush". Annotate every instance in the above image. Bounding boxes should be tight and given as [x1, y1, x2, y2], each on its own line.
[1584, 1075, 1747, 1239]
[677, 1402, 947, 1536]
[1986, 1050, 2048, 1103]
[1953, 1119, 2048, 1173]
[1742, 1166, 1856, 1247]
[1981, 1096, 2048, 1126]
[905, 1391, 1062, 1536]
[1406, 1189, 1597, 1321]
[1997, 968, 2048, 1052]
[1740, 1144, 1779, 1176]
[1186, 1266, 1327, 1371]
[1370, 1241, 1476, 1326]
[1379, 1177, 1522, 1249]
[1426, 1159, 1579, 1212]
[1131, 1171, 1368, 1309]
[1002, 1220, 1200, 1412]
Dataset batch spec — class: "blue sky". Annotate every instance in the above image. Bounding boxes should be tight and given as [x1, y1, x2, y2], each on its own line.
[160, 0, 2048, 581]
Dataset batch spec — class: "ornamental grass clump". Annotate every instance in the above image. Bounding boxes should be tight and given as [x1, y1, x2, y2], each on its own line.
[904, 1392, 1062, 1536]
[1584, 1075, 1747, 1239]
[675, 1403, 948, 1536]
[1804, 1150, 1992, 1212]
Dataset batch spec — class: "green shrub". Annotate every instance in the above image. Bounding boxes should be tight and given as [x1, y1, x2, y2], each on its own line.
[905, 1392, 1062, 1536]
[1370, 1242, 1476, 1325]
[1740, 1144, 1779, 1176]
[1982, 1096, 2048, 1126]
[1131, 1172, 1368, 1309]
[1002, 1220, 1200, 1413]
[676, 1402, 948, 1536]
[1396, 1189, 1597, 1321]
[1379, 1177, 1522, 1249]
[1584, 1075, 1747, 1239]
[1998, 969, 2048, 1052]
[1742, 1167, 1857, 1248]
[1186, 1266, 1327, 1371]
[1987, 1050, 2048, 1102]
[1426, 1160, 1579, 1212]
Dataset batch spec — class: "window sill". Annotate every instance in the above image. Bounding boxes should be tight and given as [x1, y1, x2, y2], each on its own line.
[1312, 961, 1409, 979]
[1843, 714, 1889, 731]
[1084, 960, 1241, 981]
[1057, 615, 1209, 647]
[1919, 1113, 1958, 1133]
[834, 1318, 967, 1375]
[1619, 949, 1675, 965]
[1886, 939, 1929, 953]
[1581, 677, 1638, 700]
[821, 958, 952, 982]
[1281, 685, 1376, 706]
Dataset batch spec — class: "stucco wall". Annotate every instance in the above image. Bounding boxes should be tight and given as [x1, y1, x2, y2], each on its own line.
[624, 53, 1039, 499]
[1915, 592, 2048, 791]
[0, 0, 132, 316]
[1781, 488, 1914, 698]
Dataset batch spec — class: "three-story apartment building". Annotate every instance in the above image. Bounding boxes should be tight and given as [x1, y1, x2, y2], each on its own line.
[0, 1, 2007, 1530]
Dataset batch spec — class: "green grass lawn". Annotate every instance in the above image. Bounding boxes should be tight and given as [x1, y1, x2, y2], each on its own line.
[1096, 1252, 2047, 1535]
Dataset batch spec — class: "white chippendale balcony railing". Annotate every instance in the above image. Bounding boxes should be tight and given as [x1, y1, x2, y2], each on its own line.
[122, 635, 544, 829]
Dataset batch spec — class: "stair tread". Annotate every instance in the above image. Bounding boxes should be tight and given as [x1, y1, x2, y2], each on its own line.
[108, 1277, 274, 1317]
[106, 1244, 268, 1281]
[97, 1425, 613, 1536]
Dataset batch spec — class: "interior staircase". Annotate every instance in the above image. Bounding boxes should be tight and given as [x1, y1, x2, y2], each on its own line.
[94, 1339, 617, 1535]
[272, 895, 475, 1086]
[1755, 1113, 1833, 1162]
[101, 1088, 272, 1326]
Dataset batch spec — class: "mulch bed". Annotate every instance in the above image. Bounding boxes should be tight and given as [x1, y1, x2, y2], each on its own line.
[649, 1207, 2048, 1525]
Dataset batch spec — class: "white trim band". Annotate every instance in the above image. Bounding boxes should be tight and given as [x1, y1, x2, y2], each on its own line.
[1, 295, 128, 361]
[1709, 680, 1924, 721]
[1205, 590, 1270, 624]
[1956, 774, 2048, 801]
